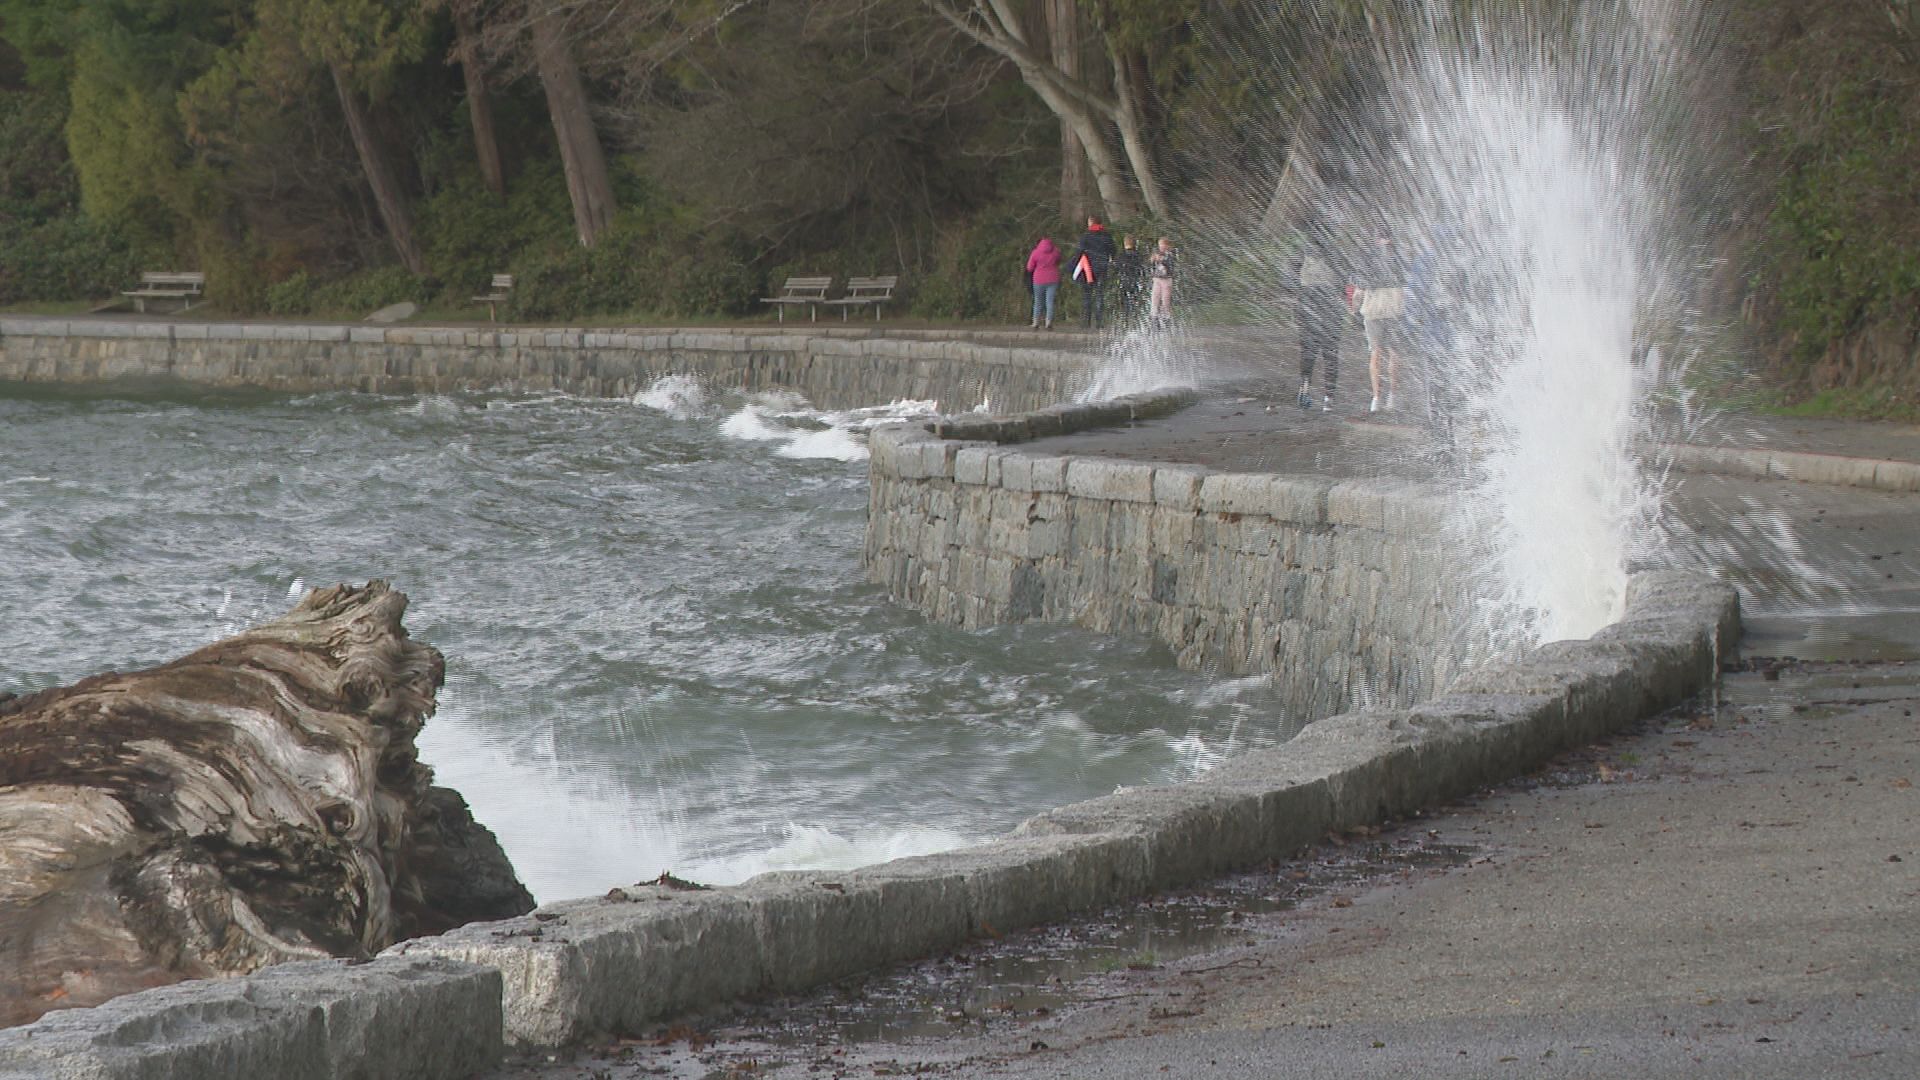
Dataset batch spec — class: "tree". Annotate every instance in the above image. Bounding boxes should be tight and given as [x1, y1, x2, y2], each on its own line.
[923, 0, 1176, 219]
[1044, 0, 1091, 219]
[286, 0, 432, 273]
[450, 9, 506, 198]
[612, 0, 1010, 264]
[527, 5, 613, 247]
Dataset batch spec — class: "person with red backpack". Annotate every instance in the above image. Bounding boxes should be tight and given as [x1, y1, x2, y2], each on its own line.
[1068, 215, 1118, 330]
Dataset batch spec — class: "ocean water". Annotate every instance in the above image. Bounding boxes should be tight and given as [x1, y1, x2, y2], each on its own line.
[0, 377, 1285, 904]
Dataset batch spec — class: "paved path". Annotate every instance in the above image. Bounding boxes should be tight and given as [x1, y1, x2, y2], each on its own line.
[492, 392, 1920, 1080]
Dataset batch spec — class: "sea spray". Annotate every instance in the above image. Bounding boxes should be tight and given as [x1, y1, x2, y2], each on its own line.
[1186, 0, 1729, 651]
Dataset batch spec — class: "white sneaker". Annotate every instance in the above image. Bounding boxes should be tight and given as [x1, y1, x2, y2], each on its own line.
[1322, 395, 1333, 412]
[1369, 395, 1379, 413]
[1029, 320, 1038, 329]
[1385, 391, 1395, 411]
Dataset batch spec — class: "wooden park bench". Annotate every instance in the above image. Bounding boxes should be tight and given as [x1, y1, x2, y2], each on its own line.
[121, 271, 204, 314]
[471, 273, 514, 322]
[825, 275, 898, 321]
[760, 276, 833, 323]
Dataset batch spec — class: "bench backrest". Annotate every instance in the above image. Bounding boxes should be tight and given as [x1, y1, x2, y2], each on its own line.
[139, 272, 204, 289]
[488, 274, 515, 290]
[843, 275, 897, 298]
[779, 276, 834, 299]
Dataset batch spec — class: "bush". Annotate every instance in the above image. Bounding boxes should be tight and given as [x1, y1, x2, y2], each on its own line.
[912, 212, 1049, 322]
[265, 271, 313, 316]
[508, 217, 760, 321]
[312, 265, 429, 316]
[0, 214, 137, 304]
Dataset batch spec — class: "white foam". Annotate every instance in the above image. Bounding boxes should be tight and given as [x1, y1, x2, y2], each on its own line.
[718, 405, 791, 443]
[775, 426, 868, 462]
[403, 395, 464, 418]
[633, 374, 709, 419]
[417, 691, 690, 904]
[716, 396, 940, 462]
[1076, 326, 1202, 402]
[685, 823, 973, 887]
[819, 399, 941, 431]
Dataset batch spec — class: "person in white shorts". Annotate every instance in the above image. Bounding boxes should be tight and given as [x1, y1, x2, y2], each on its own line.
[1354, 233, 1408, 413]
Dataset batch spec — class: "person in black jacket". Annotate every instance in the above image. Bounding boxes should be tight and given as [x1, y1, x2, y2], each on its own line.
[1068, 216, 1118, 329]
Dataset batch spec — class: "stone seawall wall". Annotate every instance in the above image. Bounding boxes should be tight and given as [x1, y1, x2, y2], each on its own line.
[865, 395, 1476, 722]
[0, 318, 1092, 413]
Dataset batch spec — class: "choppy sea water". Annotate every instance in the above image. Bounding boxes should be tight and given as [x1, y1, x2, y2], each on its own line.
[0, 377, 1288, 903]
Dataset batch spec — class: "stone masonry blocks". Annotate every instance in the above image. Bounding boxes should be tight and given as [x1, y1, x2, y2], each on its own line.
[1065, 458, 1155, 503]
[1198, 473, 1331, 525]
[0, 957, 501, 1080]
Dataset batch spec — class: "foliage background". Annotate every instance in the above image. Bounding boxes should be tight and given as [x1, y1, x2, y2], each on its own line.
[0, 0, 1912, 411]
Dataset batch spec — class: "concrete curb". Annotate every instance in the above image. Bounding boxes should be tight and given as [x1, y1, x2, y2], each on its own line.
[1661, 441, 1920, 494]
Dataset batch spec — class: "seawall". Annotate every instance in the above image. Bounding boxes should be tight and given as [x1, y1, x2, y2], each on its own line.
[0, 340, 1741, 1079]
[0, 317, 1093, 414]
[865, 395, 1474, 720]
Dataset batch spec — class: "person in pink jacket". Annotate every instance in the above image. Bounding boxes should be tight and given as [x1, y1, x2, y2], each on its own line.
[1026, 237, 1061, 330]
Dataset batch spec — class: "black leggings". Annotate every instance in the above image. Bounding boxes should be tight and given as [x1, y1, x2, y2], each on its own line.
[1297, 288, 1344, 392]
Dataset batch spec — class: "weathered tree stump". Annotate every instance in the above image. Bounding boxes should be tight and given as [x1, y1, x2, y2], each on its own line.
[0, 581, 533, 1026]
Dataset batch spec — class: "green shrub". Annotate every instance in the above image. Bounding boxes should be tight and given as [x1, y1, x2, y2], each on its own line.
[0, 214, 137, 303]
[311, 265, 429, 316]
[419, 167, 575, 301]
[659, 250, 760, 317]
[265, 271, 313, 316]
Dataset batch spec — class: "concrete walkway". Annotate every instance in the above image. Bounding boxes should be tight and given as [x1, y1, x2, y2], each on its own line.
[493, 399, 1920, 1079]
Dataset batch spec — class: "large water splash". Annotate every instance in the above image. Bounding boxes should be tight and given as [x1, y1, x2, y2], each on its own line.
[1126, 0, 1727, 650]
[1385, 1, 1719, 644]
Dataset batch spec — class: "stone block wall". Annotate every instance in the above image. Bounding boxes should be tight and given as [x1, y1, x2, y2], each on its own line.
[865, 396, 1478, 722]
[0, 318, 1093, 414]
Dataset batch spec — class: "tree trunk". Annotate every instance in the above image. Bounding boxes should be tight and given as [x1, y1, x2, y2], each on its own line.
[532, 10, 617, 248]
[0, 581, 533, 1028]
[934, 1, 1135, 215]
[1009, 52, 1136, 217]
[1046, 0, 1092, 219]
[331, 63, 428, 275]
[1110, 44, 1168, 220]
[455, 11, 507, 199]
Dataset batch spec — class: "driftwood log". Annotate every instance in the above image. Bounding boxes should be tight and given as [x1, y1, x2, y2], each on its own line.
[0, 581, 533, 1026]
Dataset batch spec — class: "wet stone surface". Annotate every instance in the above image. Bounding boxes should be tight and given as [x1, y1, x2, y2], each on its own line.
[490, 820, 1492, 1078]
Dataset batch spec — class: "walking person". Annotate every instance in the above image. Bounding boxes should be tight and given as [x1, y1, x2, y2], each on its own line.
[1148, 237, 1175, 330]
[1025, 235, 1061, 330]
[1354, 231, 1409, 413]
[1294, 217, 1347, 411]
[1068, 215, 1117, 330]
